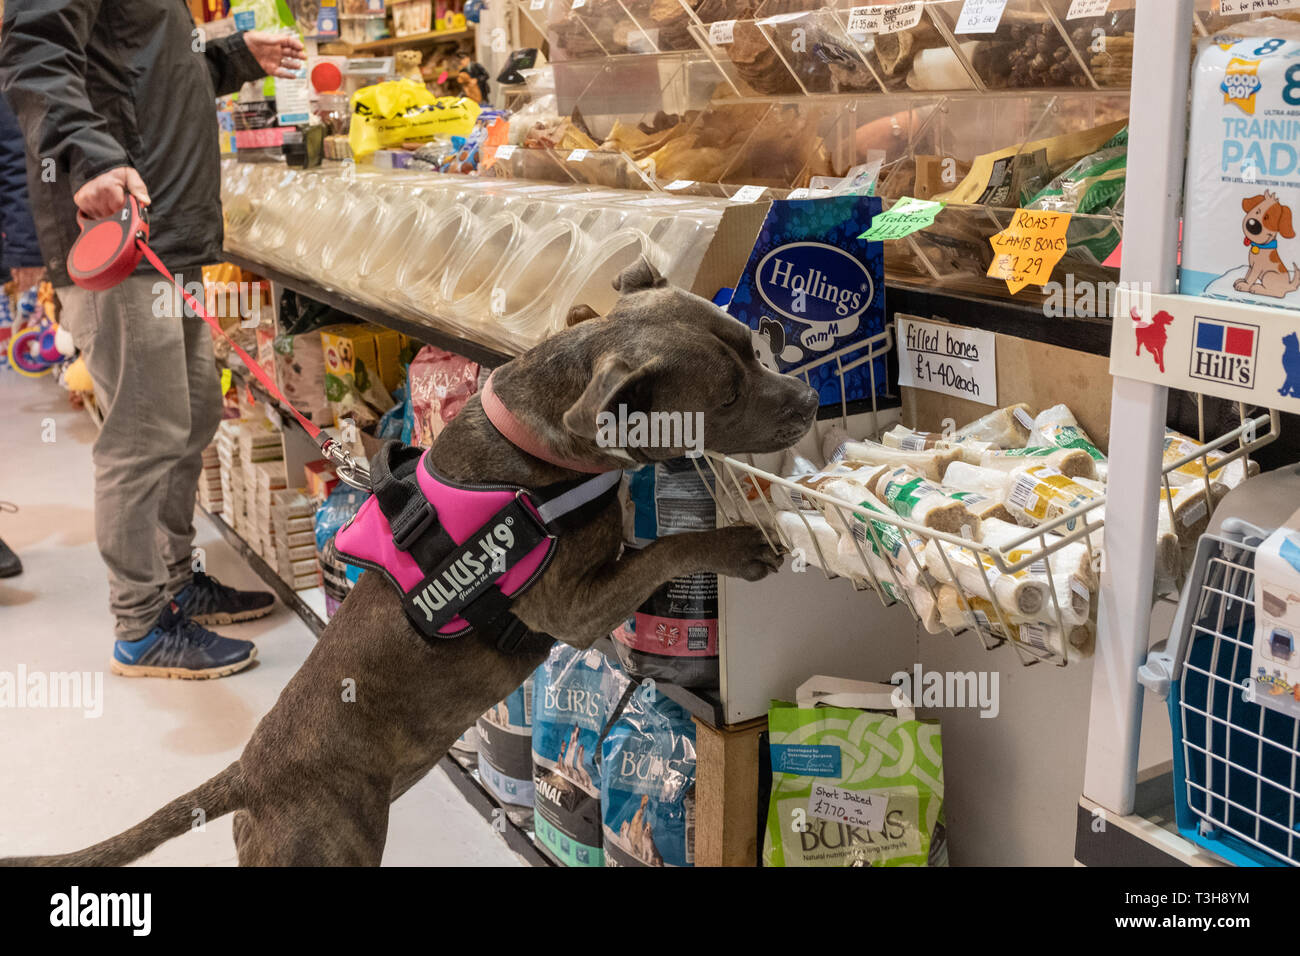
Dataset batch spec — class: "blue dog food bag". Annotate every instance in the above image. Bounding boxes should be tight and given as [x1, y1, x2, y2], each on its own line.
[600, 684, 697, 867]
[611, 459, 719, 689]
[532, 645, 631, 867]
[476, 676, 534, 807]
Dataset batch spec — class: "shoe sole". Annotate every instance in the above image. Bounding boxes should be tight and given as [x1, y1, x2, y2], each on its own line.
[187, 603, 275, 626]
[110, 648, 257, 680]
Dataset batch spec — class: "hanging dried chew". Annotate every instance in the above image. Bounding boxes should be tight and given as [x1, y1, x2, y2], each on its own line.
[869, 12, 946, 87]
[980, 446, 1097, 480]
[874, 466, 981, 537]
[835, 439, 962, 482]
[953, 402, 1035, 447]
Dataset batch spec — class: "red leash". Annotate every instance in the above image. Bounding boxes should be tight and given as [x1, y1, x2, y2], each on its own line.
[68, 197, 369, 488]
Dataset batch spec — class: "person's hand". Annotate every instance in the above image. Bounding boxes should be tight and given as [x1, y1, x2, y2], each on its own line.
[73, 167, 151, 219]
[243, 31, 306, 79]
[9, 266, 45, 290]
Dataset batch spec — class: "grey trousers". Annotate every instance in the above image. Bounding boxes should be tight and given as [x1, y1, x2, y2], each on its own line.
[59, 273, 223, 640]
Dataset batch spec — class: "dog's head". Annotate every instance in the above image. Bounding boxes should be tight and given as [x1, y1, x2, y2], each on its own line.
[558, 259, 819, 461]
[1243, 191, 1295, 244]
[1285, 331, 1299, 353]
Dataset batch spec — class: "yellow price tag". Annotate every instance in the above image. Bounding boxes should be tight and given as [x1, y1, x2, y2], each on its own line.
[986, 210, 1072, 294]
[220, 368, 232, 396]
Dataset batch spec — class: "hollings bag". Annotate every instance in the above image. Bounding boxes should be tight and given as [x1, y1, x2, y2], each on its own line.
[763, 677, 945, 867]
[599, 684, 697, 867]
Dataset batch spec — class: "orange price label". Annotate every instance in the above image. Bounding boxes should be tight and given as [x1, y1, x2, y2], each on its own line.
[986, 209, 1072, 294]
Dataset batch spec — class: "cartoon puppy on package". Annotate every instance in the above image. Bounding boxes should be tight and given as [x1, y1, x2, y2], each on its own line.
[1234, 192, 1300, 298]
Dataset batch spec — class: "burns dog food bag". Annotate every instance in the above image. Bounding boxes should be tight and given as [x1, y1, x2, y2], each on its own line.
[532, 645, 631, 867]
[1182, 22, 1300, 312]
[764, 677, 946, 868]
[476, 677, 534, 807]
[600, 684, 697, 867]
[611, 459, 719, 689]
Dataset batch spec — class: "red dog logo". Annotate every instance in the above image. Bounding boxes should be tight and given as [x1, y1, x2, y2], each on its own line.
[1132, 307, 1174, 373]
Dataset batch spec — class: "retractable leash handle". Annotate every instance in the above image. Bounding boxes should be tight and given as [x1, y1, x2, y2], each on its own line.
[68, 198, 372, 490]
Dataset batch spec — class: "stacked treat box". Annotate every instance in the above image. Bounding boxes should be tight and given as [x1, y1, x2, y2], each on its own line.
[271, 489, 320, 590]
[246, 458, 288, 560]
[216, 419, 243, 528]
[235, 417, 282, 554]
[197, 442, 223, 514]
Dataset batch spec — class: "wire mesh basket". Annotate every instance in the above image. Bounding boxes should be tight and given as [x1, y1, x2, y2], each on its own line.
[695, 325, 1279, 666]
[1167, 521, 1300, 866]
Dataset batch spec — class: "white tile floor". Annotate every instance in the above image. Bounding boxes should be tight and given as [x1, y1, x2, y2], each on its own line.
[0, 373, 523, 866]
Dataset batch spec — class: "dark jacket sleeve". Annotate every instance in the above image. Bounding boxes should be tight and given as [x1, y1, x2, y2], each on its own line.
[204, 32, 266, 98]
[0, 95, 43, 269]
[0, 0, 130, 197]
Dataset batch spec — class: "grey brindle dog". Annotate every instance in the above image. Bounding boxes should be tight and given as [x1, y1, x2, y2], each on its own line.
[3, 260, 818, 866]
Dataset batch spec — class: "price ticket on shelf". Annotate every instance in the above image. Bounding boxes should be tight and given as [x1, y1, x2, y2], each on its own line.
[897, 315, 998, 406]
[709, 19, 735, 45]
[987, 209, 1072, 294]
[956, 0, 1007, 34]
[847, 1, 923, 34]
[858, 196, 944, 241]
[1067, 0, 1110, 18]
[567, 148, 589, 162]
[1219, 0, 1300, 14]
[807, 783, 888, 830]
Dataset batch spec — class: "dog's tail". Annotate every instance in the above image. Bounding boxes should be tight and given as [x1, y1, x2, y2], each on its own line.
[1289, 264, 1300, 291]
[0, 762, 242, 867]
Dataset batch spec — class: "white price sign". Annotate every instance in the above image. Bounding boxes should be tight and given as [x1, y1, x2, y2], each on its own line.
[709, 19, 735, 45]
[956, 0, 1008, 34]
[1218, 0, 1300, 12]
[877, 0, 923, 32]
[1067, 0, 1110, 18]
[846, 5, 881, 34]
[495, 144, 516, 159]
[730, 184, 767, 203]
[567, 149, 589, 162]
[807, 784, 888, 830]
[572, 0, 586, 8]
[529, 0, 545, 9]
[896, 315, 998, 406]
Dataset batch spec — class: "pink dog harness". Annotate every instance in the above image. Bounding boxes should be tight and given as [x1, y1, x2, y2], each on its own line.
[334, 382, 621, 651]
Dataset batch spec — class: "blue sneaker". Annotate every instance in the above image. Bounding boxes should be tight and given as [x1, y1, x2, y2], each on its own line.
[112, 602, 257, 680]
[174, 571, 275, 626]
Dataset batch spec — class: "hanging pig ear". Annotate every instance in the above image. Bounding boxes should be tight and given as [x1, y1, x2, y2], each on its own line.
[612, 256, 667, 294]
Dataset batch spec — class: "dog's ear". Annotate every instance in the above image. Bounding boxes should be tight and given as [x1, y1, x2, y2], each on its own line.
[1279, 204, 1296, 239]
[760, 317, 785, 353]
[566, 304, 601, 327]
[612, 256, 667, 295]
[562, 353, 658, 441]
[1244, 194, 1267, 213]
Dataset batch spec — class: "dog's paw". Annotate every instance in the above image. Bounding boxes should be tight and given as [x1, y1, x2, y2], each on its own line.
[1234, 279, 1251, 291]
[709, 524, 783, 581]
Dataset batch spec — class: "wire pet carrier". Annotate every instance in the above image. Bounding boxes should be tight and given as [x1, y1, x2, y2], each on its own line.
[1166, 520, 1300, 867]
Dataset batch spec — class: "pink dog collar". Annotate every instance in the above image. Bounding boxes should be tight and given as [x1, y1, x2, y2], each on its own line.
[480, 372, 611, 474]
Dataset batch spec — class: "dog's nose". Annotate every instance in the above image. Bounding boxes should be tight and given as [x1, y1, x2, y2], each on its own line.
[785, 383, 818, 420]
[1247, 218, 1264, 236]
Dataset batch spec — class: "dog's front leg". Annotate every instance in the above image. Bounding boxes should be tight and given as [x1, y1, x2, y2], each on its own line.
[516, 525, 780, 648]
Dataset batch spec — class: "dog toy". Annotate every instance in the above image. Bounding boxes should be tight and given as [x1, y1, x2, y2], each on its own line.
[7, 318, 74, 377]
